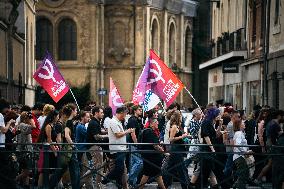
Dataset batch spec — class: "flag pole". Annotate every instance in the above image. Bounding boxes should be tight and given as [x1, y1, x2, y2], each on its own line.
[69, 88, 81, 112]
[184, 87, 200, 110]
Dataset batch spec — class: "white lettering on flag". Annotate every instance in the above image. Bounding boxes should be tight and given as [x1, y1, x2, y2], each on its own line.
[163, 79, 181, 102]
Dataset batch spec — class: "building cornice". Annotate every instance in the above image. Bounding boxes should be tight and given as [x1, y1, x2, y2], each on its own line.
[88, 0, 198, 17]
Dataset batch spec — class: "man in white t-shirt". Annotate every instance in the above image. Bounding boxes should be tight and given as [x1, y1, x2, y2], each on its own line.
[102, 106, 134, 189]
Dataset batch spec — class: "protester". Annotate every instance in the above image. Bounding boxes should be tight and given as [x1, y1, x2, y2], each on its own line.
[232, 119, 252, 189]
[102, 106, 113, 131]
[37, 110, 60, 187]
[16, 112, 36, 187]
[4, 110, 19, 151]
[75, 111, 90, 168]
[127, 105, 143, 187]
[139, 118, 166, 189]
[101, 106, 134, 189]
[0, 98, 17, 188]
[199, 107, 220, 188]
[86, 106, 107, 187]
[163, 110, 189, 189]
[49, 104, 80, 189]
[223, 110, 241, 178]
[38, 104, 55, 129]
[255, 109, 284, 185]
[245, 112, 257, 145]
[31, 103, 44, 143]
[272, 129, 284, 188]
[185, 108, 202, 167]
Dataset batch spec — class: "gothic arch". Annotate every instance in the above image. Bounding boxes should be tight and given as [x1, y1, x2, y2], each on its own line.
[184, 25, 192, 70]
[168, 17, 177, 66]
[150, 15, 160, 55]
[57, 18, 77, 60]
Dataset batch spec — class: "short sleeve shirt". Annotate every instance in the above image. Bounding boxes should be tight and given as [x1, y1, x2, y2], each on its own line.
[0, 113, 6, 147]
[200, 119, 217, 152]
[87, 118, 101, 143]
[233, 131, 248, 161]
[103, 117, 112, 130]
[108, 116, 127, 153]
[126, 116, 142, 143]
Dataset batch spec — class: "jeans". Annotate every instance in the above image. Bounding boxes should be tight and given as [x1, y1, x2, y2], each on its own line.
[128, 146, 143, 186]
[49, 153, 80, 189]
[104, 152, 126, 189]
[224, 153, 234, 176]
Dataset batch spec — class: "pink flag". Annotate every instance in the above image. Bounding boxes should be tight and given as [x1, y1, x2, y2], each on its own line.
[33, 53, 69, 103]
[148, 50, 184, 107]
[109, 77, 124, 115]
[132, 58, 150, 105]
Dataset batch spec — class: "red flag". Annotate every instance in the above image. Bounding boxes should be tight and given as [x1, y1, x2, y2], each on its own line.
[148, 50, 184, 107]
[33, 53, 69, 103]
[109, 77, 124, 115]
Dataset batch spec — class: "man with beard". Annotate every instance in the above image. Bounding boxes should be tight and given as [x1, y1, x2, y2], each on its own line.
[87, 106, 107, 187]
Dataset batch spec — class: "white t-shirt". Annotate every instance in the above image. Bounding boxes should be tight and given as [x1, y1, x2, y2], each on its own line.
[38, 116, 46, 129]
[108, 116, 127, 153]
[103, 117, 112, 130]
[164, 121, 171, 144]
[0, 113, 6, 148]
[233, 131, 248, 161]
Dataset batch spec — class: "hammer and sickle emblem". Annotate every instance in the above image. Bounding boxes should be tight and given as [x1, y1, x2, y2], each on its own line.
[38, 59, 59, 84]
[111, 88, 124, 107]
[148, 59, 165, 84]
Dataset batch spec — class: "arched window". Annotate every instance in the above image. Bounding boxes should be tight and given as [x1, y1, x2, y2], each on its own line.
[58, 18, 77, 60]
[151, 19, 159, 54]
[169, 23, 176, 65]
[185, 27, 192, 69]
[36, 18, 53, 60]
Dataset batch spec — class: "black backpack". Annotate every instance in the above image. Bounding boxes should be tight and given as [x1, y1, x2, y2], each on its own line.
[137, 128, 151, 150]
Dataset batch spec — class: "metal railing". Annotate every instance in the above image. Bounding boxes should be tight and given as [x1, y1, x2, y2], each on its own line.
[0, 143, 283, 189]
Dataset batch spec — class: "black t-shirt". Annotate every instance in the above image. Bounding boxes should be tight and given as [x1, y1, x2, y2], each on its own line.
[201, 119, 217, 152]
[126, 116, 143, 143]
[87, 118, 101, 143]
[266, 120, 281, 145]
[141, 128, 161, 159]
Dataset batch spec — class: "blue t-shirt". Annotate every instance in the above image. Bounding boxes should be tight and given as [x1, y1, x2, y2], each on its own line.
[75, 123, 87, 150]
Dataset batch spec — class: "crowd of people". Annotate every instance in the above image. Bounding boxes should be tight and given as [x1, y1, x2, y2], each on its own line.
[0, 97, 284, 189]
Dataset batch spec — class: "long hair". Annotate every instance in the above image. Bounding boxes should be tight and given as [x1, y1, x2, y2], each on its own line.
[170, 110, 182, 127]
[20, 112, 32, 125]
[102, 106, 113, 126]
[37, 110, 59, 143]
[204, 107, 220, 122]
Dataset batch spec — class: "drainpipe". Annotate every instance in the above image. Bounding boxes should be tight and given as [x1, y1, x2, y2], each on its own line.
[132, 2, 136, 90]
[263, 0, 270, 106]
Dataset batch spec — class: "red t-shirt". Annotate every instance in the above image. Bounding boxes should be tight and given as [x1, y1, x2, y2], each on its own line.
[31, 113, 40, 143]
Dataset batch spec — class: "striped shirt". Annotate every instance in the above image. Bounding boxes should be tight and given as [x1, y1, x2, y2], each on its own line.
[189, 119, 201, 139]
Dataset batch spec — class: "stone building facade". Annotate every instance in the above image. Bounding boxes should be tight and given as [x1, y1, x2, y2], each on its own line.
[199, 0, 248, 110]
[0, 0, 37, 106]
[35, 0, 197, 107]
[200, 0, 284, 111]
[267, 0, 284, 109]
